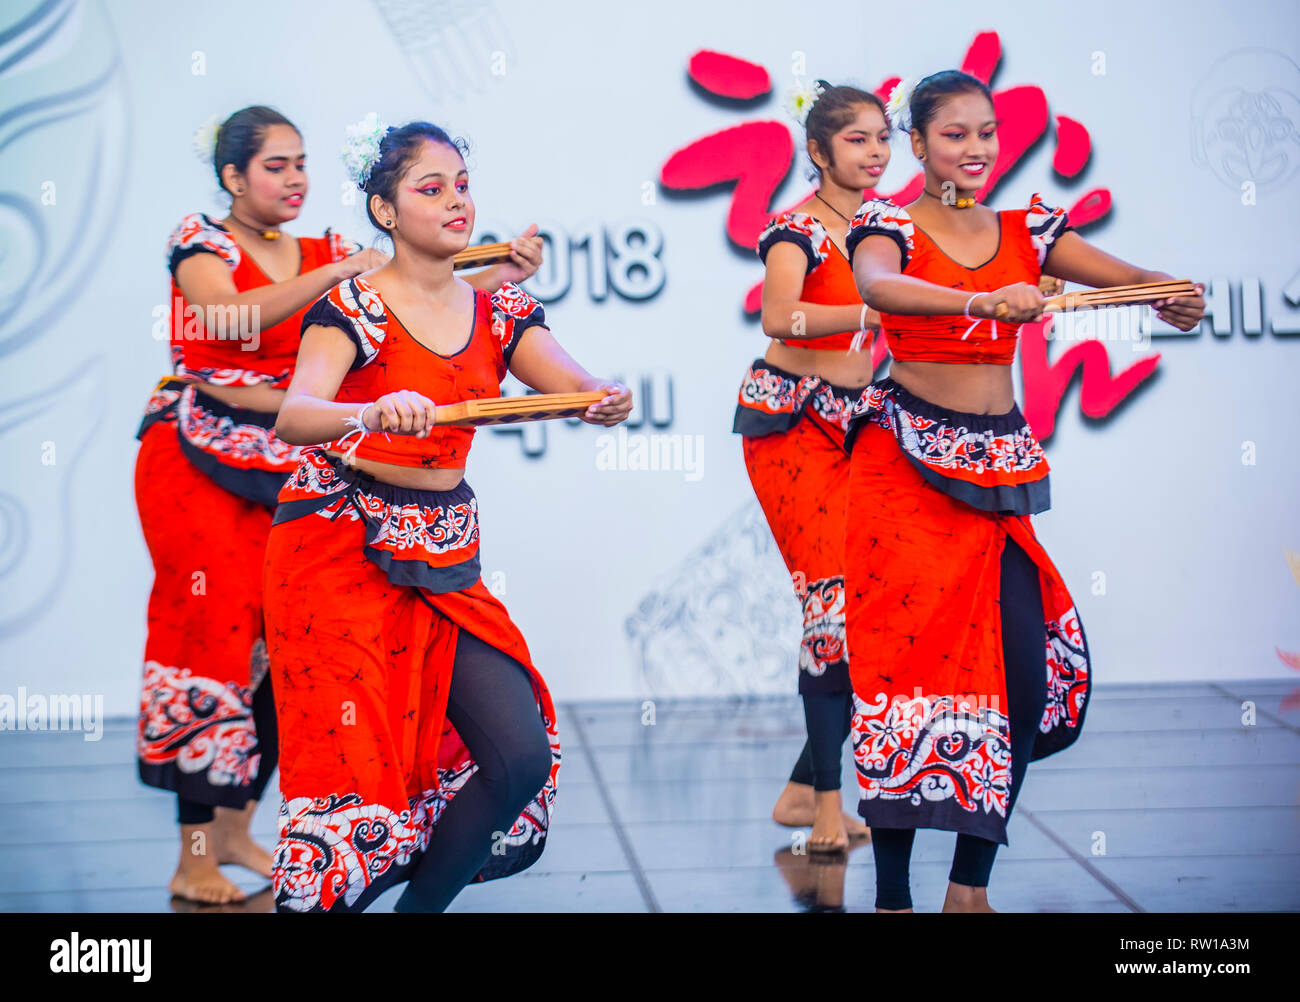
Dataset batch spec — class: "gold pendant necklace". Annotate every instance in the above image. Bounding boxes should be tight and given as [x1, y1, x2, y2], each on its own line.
[230, 211, 281, 240]
[924, 187, 977, 209]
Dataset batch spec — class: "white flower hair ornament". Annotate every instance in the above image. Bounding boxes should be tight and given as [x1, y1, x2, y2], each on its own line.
[787, 79, 826, 126]
[886, 76, 919, 134]
[192, 115, 222, 164]
[342, 111, 390, 190]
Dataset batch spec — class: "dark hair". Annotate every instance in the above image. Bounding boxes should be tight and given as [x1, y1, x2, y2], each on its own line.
[909, 70, 993, 135]
[804, 80, 887, 181]
[213, 105, 299, 195]
[362, 121, 470, 231]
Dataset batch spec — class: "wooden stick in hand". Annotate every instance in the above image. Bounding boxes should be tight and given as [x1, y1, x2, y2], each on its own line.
[452, 242, 514, 271]
[433, 391, 608, 426]
[995, 279, 1198, 318]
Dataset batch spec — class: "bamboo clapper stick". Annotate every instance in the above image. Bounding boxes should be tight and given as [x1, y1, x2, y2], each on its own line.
[432, 391, 608, 426]
[451, 242, 514, 270]
[995, 279, 1198, 317]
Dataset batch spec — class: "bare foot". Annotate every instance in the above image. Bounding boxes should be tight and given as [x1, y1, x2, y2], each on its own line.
[772, 781, 815, 827]
[807, 790, 849, 853]
[171, 886, 274, 914]
[170, 824, 247, 905]
[211, 802, 274, 879]
[876, 906, 914, 913]
[772, 783, 870, 840]
[941, 881, 997, 913]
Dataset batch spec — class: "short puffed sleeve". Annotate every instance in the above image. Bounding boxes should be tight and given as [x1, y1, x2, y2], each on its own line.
[324, 228, 362, 263]
[756, 213, 828, 275]
[167, 213, 240, 275]
[1024, 194, 1072, 265]
[489, 282, 547, 365]
[302, 278, 390, 370]
[845, 199, 914, 270]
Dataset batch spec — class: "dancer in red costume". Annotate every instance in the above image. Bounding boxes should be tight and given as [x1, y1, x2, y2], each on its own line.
[843, 71, 1205, 911]
[733, 81, 888, 852]
[265, 118, 632, 912]
[135, 106, 541, 905]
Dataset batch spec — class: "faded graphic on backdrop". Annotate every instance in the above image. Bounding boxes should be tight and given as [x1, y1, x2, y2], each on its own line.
[0, 0, 125, 638]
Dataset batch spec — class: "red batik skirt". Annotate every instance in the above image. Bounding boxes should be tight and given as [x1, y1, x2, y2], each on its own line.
[843, 378, 1091, 844]
[134, 379, 299, 806]
[263, 449, 561, 913]
[733, 358, 870, 695]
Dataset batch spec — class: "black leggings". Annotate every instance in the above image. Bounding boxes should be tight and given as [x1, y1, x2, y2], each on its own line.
[870, 535, 1048, 910]
[394, 629, 553, 913]
[788, 692, 853, 792]
[176, 671, 279, 825]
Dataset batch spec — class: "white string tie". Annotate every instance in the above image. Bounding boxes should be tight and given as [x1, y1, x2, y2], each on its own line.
[336, 401, 375, 467]
[847, 303, 869, 355]
[961, 292, 996, 341]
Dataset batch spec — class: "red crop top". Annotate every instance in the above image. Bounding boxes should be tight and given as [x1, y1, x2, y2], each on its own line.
[301, 278, 547, 469]
[844, 194, 1071, 365]
[166, 213, 359, 387]
[756, 212, 865, 352]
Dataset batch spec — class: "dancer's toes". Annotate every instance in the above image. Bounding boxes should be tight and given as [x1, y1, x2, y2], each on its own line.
[169, 864, 247, 905]
[807, 791, 849, 853]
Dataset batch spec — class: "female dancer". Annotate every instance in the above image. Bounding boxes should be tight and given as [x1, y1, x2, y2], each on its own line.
[843, 70, 1205, 911]
[733, 81, 889, 852]
[265, 119, 632, 913]
[135, 106, 541, 905]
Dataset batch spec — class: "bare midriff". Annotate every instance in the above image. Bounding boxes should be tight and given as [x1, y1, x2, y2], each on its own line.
[763, 338, 879, 390]
[321, 451, 467, 491]
[887, 359, 1017, 415]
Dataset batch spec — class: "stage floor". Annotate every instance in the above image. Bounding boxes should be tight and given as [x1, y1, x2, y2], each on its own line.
[1, 679, 1297, 913]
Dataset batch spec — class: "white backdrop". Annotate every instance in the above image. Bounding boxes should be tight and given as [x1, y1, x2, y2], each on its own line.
[1, 0, 1298, 718]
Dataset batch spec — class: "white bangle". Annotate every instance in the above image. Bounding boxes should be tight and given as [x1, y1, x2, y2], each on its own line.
[337, 401, 376, 466]
[963, 292, 987, 320]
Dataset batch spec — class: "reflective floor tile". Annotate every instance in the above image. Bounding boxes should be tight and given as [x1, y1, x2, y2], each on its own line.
[0, 883, 276, 914]
[621, 815, 1062, 872]
[1025, 806, 1300, 858]
[0, 764, 150, 804]
[644, 858, 1130, 913]
[567, 699, 806, 747]
[607, 777, 858, 824]
[1078, 696, 1281, 733]
[0, 730, 136, 768]
[516, 820, 628, 874]
[1211, 689, 1300, 729]
[1031, 728, 1300, 770]
[588, 740, 813, 784]
[1213, 679, 1300, 697]
[2, 838, 274, 894]
[1013, 764, 1300, 811]
[447, 871, 648, 912]
[1085, 684, 1225, 701]
[1088, 853, 1300, 911]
